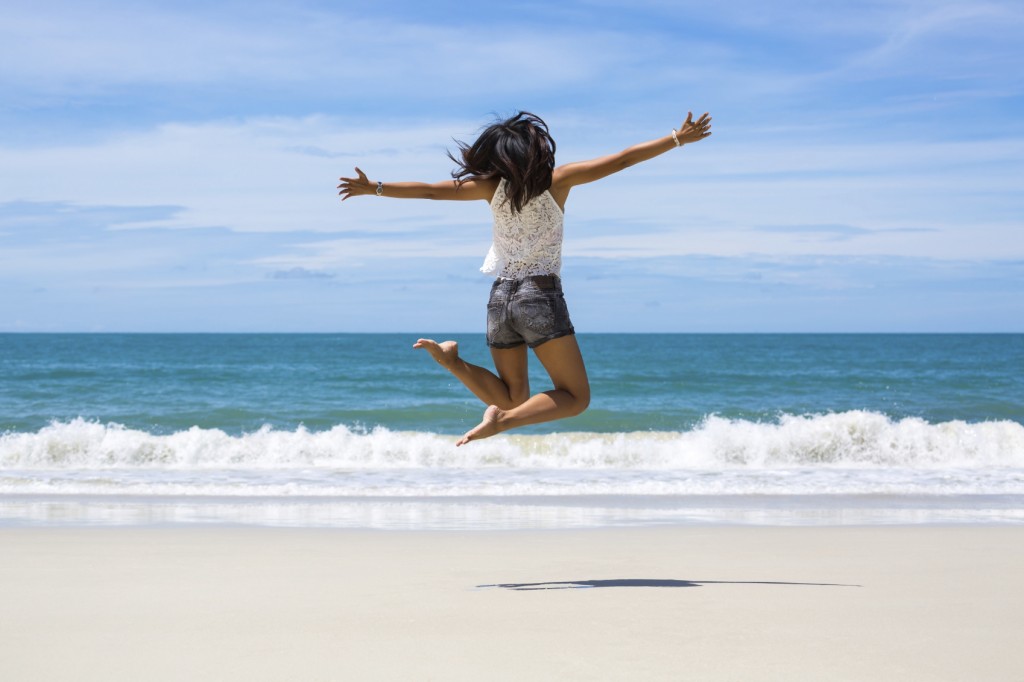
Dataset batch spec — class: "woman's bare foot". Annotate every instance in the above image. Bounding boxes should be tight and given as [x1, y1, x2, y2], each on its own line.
[412, 338, 460, 370]
[456, 405, 504, 446]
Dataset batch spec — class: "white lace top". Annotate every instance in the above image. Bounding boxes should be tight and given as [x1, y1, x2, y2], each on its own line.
[480, 178, 564, 278]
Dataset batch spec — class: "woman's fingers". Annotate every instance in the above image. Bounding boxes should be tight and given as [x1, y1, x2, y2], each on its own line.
[338, 167, 370, 199]
[696, 112, 712, 137]
[678, 111, 713, 141]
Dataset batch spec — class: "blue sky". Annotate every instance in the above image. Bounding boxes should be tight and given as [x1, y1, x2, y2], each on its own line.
[1, 0, 1021, 332]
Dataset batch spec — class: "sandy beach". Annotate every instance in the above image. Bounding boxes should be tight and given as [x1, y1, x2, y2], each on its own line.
[1, 525, 1022, 681]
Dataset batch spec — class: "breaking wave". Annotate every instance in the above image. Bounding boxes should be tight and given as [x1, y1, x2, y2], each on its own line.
[3, 411, 1022, 470]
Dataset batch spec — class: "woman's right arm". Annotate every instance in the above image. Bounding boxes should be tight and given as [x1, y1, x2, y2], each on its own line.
[337, 167, 497, 202]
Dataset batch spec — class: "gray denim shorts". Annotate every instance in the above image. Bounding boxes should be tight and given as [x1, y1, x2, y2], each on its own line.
[486, 275, 575, 349]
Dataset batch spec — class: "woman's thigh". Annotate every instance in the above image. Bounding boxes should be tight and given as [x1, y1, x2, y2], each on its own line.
[490, 344, 530, 404]
[532, 335, 590, 403]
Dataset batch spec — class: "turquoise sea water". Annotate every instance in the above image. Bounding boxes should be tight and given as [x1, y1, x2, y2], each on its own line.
[4, 333, 1022, 434]
[2, 333, 1023, 528]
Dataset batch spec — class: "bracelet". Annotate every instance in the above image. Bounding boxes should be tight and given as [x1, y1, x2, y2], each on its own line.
[670, 129, 681, 147]
[376, 181, 384, 196]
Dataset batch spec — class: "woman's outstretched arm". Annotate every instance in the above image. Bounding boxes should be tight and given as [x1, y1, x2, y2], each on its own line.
[337, 168, 498, 202]
[550, 111, 711, 197]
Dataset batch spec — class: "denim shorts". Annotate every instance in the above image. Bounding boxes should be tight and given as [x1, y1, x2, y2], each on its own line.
[486, 275, 575, 349]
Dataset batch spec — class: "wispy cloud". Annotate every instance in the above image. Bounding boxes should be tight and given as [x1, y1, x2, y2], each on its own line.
[563, 253, 1024, 332]
[2, 114, 1020, 273]
[268, 267, 335, 280]
[846, 2, 1024, 73]
[751, 223, 937, 241]
[0, 1, 636, 111]
[0, 201, 185, 233]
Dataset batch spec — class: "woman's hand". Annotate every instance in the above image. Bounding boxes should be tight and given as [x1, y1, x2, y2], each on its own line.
[675, 112, 712, 145]
[337, 167, 375, 201]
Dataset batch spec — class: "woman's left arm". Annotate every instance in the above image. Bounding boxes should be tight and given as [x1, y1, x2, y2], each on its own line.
[551, 112, 711, 194]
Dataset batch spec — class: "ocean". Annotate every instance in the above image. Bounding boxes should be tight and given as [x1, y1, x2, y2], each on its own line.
[2, 333, 1022, 529]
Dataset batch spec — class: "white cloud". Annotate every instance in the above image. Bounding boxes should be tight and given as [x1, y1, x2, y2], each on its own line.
[0, 1, 632, 100]
[2, 114, 1021, 265]
[0, 115, 478, 232]
[852, 2, 1023, 67]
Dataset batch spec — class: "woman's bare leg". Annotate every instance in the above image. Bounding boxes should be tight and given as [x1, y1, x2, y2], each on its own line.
[456, 335, 590, 446]
[413, 339, 529, 410]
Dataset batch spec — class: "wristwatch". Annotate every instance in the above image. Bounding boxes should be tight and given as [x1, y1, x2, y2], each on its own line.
[376, 181, 384, 196]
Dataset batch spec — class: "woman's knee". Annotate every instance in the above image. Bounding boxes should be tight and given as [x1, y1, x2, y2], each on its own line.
[569, 385, 590, 415]
[509, 385, 530, 408]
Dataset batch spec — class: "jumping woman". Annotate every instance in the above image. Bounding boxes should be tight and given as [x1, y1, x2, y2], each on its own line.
[338, 110, 712, 446]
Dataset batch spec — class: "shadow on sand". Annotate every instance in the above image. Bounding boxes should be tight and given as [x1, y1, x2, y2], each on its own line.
[478, 578, 861, 591]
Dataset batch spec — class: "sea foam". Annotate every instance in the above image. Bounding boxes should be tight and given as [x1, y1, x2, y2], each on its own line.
[3, 411, 1022, 470]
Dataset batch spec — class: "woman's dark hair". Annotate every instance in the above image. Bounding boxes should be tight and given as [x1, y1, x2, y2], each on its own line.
[449, 111, 556, 214]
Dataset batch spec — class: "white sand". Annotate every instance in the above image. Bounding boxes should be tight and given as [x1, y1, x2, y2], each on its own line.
[1, 526, 1022, 681]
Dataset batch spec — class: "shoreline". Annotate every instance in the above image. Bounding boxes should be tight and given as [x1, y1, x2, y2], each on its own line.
[3, 491, 1023, 529]
[2, 525, 1022, 681]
